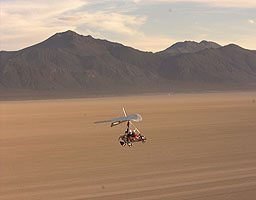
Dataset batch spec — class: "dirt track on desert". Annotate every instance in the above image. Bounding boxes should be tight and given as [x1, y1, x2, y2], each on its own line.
[1, 92, 256, 200]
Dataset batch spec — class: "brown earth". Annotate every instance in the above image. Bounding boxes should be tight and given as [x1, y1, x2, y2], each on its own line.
[1, 92, 256, 200]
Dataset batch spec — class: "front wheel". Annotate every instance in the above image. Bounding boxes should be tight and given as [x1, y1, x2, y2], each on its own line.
[120, 141, 126, 146]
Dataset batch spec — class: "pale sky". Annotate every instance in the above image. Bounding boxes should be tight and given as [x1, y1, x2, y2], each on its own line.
[1, 0, 256, 52]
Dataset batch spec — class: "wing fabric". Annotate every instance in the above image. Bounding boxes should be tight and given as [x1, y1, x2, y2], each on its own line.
[95, 114, 142, 124]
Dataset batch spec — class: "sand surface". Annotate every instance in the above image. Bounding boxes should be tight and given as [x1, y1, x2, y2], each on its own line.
[1, 92, 256, 200]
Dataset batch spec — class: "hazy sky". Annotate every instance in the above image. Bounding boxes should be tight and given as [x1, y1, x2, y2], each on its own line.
[1, 0, 256, 52]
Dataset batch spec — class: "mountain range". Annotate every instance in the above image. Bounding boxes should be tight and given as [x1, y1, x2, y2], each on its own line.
[1, 30, 256, 99]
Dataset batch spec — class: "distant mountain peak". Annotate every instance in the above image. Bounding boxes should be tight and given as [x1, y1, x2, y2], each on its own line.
[158, 40, 221, 55]
[200, 40, 209, 44]
[170, 40, 197, 48]
[224, 43, 243, 49]
[53, 30, 80, 38]
[35, 30, 95, 49]
[54, 30, 93, 38]
[60, 30, 77, 34]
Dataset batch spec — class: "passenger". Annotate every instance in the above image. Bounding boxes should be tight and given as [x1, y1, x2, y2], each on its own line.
[132, 130, 137, 137]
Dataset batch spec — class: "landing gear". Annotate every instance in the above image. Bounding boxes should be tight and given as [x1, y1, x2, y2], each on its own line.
[120, 141, 125, 146]
[118, 120, 146, 147]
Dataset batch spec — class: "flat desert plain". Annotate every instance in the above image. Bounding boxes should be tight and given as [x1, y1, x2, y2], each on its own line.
[1, 92, 256, 200]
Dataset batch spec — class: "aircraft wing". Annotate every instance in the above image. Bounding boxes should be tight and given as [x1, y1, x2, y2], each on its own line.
[95, 114, 142, 125]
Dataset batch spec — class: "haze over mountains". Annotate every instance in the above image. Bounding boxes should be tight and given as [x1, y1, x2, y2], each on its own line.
[1, 30, 256, 99]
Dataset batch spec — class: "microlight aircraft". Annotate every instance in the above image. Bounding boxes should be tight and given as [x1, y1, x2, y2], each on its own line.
[95, 108, 146, 147]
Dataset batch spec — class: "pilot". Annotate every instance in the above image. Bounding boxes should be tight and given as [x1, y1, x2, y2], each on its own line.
[128, 130, 133, 137]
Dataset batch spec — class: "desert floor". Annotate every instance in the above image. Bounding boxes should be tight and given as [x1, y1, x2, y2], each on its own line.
[1, 92, 256, 200]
